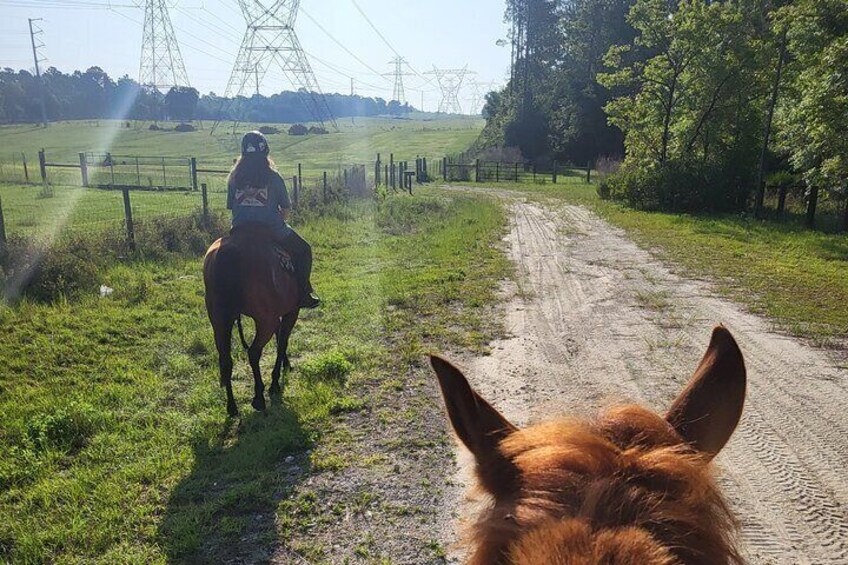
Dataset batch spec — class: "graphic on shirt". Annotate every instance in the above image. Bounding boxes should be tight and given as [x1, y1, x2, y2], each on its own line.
[235, 185, 269, 207]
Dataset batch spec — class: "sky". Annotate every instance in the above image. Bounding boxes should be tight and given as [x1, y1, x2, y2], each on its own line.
[0, 0, 512, 113]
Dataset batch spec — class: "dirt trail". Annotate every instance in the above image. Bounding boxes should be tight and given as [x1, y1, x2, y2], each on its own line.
[443, 191, 848, 564]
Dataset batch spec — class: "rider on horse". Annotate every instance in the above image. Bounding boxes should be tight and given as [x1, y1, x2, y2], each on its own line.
[227, 130, 320, 309]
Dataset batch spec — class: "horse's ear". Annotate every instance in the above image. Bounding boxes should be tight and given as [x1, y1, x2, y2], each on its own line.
[430, 355, 518, 494]
[666, 326, 746, 458]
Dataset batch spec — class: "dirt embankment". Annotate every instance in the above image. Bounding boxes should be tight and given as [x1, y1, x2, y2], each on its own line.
[442, 192, 848, 565]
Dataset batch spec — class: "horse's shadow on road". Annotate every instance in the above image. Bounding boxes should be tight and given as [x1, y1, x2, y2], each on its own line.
[157, 396, 311, 564]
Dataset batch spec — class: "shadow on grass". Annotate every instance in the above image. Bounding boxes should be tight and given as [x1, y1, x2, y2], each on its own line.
[157, 396, 311, 564]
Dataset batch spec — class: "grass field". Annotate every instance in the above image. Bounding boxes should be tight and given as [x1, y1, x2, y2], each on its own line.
[0, 116, 483, 184]
[0, 189, 510, 563]
[0, 117, 483, 241]
[494, 179, 848, 344]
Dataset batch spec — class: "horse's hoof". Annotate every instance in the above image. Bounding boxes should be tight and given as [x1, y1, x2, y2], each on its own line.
[252, 395, 266, 411]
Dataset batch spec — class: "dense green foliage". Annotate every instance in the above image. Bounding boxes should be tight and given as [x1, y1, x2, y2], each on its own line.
[0, 66, 413, 124]
[482, 0, 848, 225]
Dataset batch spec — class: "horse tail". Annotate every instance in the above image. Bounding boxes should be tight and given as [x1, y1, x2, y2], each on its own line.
[236, 315, 249, 352]
[213, 243, 242, 324]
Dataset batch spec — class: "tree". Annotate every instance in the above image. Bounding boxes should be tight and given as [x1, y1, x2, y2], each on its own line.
[776, 0, 848, 229]
[164, 86, 199, 122]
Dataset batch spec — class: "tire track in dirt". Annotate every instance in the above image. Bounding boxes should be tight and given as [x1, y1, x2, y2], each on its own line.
[441, 191, 848, 564]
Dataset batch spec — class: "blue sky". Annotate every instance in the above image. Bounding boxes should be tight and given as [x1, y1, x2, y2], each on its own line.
[0, 0, 511, 113]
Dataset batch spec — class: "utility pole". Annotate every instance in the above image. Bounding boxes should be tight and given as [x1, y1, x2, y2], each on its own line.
[351, 77, 355, 96]
[28, 18, 48, 128]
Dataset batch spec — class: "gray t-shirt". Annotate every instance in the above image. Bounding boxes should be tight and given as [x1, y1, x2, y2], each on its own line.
[227, 170, 292, 237]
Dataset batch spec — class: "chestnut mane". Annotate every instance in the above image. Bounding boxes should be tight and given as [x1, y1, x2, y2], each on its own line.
[432, 326, 747, 565]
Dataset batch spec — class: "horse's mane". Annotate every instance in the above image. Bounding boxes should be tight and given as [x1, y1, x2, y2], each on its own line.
[467, 405, 742, 565]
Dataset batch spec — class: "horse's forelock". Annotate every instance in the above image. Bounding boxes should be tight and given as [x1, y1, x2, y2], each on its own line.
[468, 405, 742, 565]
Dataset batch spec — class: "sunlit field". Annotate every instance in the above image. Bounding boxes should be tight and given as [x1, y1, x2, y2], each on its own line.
[0, 115, 482, 179]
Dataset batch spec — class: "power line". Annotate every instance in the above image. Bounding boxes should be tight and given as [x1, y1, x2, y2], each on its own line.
[28, 17, 48, 127]
[299, 6, 390, 81]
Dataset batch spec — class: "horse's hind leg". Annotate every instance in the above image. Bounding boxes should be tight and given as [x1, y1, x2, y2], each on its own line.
[248, 318, 278, 412]
[214, 320, 238, 417]
[271, 310, 299, 396]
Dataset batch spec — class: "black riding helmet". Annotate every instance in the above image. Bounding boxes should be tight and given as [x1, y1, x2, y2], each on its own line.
[241, 130, 269, 156]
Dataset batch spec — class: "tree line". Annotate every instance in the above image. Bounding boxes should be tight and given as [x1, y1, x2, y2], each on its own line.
[0, 66, 413, 125]
[481, 0, 847, 228]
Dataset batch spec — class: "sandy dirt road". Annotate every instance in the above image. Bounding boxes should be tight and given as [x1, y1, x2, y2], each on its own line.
[443, 191, 848, 564]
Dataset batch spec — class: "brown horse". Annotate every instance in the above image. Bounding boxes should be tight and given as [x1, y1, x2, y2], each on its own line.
[431, 326, 747, 565]
[203, 224, 300, 416]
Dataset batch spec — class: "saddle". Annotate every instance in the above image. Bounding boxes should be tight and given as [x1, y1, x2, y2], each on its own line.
[229, 223, 295, 275]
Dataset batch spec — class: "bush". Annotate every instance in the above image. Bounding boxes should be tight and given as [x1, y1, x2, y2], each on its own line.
[600, 158, 752, 213]
[26, 400, 105, 454]
[288, 124, 308, 136]
[174, 123, 196, 132]
[258, 125, 280, 135]
[308, 126, 328, 135]
[1, 235, 102, 303]
[299, 350, 353, 382]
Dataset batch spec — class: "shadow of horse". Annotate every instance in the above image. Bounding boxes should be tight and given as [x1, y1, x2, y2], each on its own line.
[157, 397, 311, 563]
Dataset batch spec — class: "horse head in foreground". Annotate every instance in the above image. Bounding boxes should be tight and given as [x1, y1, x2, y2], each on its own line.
[204, 224, 300, 416]
[431, 326, 746, 565]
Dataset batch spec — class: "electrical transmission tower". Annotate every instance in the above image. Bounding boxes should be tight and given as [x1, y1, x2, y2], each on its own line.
[384, 56, 411, 104]
[468, 80, 498, 116]
[138, 0, 191, 92]
[27, 18, 48, 128]
[426, 66, 474, 114]
[213, 0, 336, 133]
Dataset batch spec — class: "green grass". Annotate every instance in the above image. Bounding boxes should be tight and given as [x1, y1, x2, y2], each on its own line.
[0, 116, 483, 184]
[0, 188, 510, 563]
[480, 178, 848, 343]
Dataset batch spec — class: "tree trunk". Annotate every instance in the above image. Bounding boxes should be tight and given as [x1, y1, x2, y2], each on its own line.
[661, 74, 677, 164]
[755, 29, 788, 218]
[806, 186, 819, 229]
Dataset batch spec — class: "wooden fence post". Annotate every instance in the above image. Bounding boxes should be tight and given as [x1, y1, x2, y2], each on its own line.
[586, 164, 591, 184]
[442, 157, 447, 181]
[375, 153, 381, 186]
[297, 163, 302, 190]
[422, 157, 427, 181]
[22, 152, 29, 183]
[190, 157, 198, 191]
[161, 157, 167, 187]
[475, 159, 481, 182]
[78, 153, 88, 187]
[390, 153, 395, 189]
[201, 182, 209, 225]
[384, 164, 388, 188]
[514, 162, 519, 182]
[496, 161, 500, 183]
[122, 185, 136, 251]
[38, 148, 47, 184]
[552, 160, 558, 184]
[136, 156, 141, 186]
[323, 171, 328, 203]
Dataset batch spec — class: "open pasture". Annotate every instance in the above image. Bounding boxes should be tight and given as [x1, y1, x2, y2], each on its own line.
[0, 116, 483, 181]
